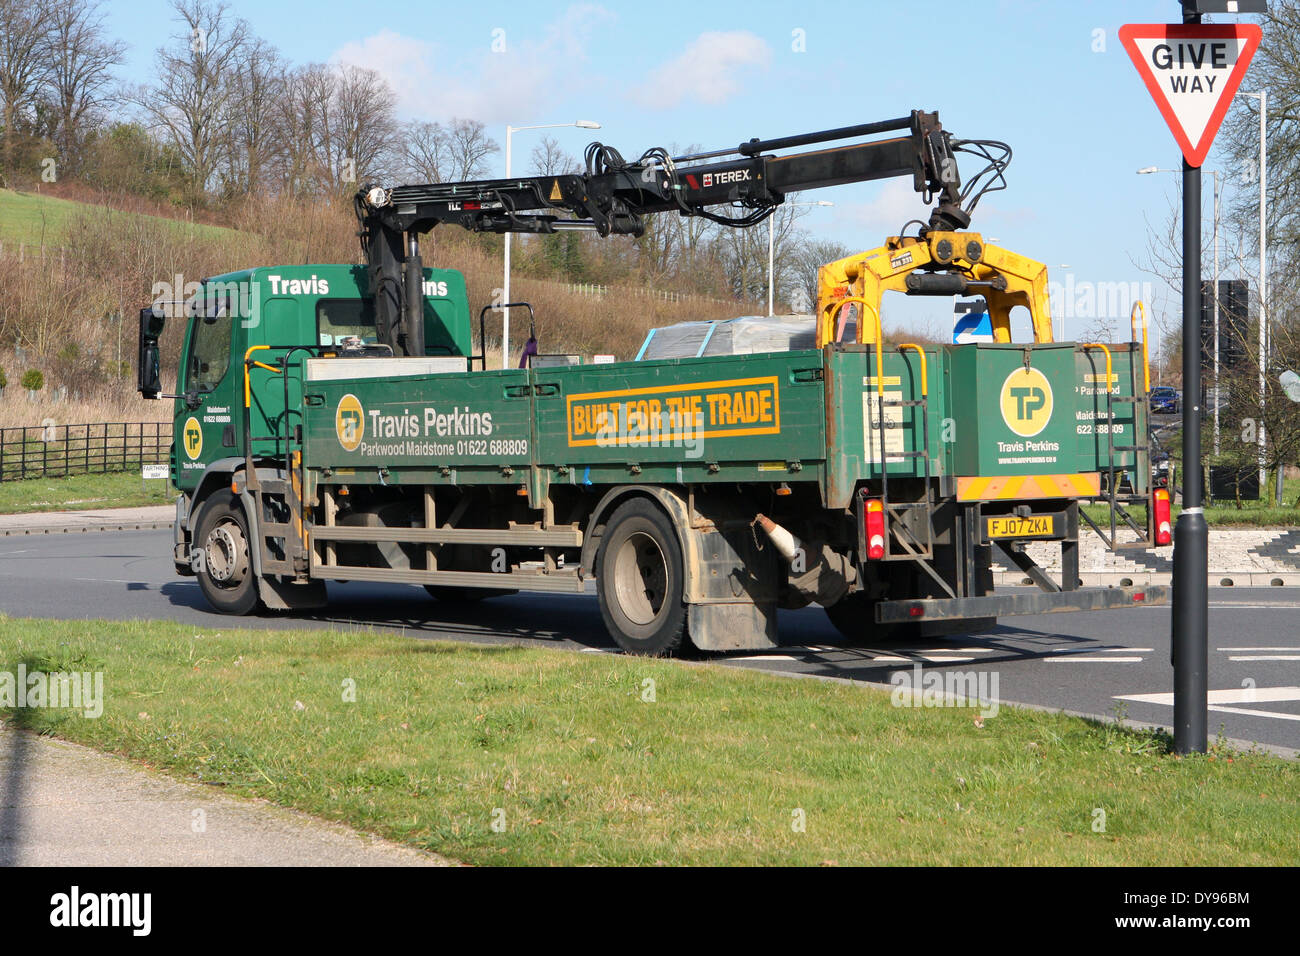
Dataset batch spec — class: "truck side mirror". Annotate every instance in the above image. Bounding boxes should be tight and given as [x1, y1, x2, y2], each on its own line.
[137, 307, 164, 399]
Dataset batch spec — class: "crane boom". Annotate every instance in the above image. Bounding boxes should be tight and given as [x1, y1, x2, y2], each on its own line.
[355, 109, 996, 355]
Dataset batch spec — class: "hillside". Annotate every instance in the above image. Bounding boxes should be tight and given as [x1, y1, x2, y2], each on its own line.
[0, 188, 769, 424]
[0, 188, 236, 249]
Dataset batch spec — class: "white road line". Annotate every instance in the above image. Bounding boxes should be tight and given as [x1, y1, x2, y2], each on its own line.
[1045, 656, 1145, 663]
[1219, 647, 1300, 651]
[1118, 687, 1300, 705]
[1209, 704, 1300, 723]
[1049, 647, 1152, 653]
[1228, 655, 1300, 662]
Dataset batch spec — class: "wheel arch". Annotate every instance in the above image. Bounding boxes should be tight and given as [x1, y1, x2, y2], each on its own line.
[580, 485, 703, 598]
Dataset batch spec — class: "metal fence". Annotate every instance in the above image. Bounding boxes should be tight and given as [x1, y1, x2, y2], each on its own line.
[0, 422, 171, 481]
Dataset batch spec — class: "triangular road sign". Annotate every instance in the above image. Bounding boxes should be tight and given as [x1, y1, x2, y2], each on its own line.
[1119, 23, 1261, 167]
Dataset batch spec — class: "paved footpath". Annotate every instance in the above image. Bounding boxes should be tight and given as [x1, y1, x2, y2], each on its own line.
[0, 505, 173, 536]
[0, 726, 452, 866]
[993, 526, 1300, 586]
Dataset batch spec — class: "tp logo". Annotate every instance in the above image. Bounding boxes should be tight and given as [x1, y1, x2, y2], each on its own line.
[182, 417, 203, 460]
[999, 367, 1053, 437]
[335, 394, 364, 451]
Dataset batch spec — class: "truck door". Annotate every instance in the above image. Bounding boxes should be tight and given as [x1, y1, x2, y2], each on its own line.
[175, 305, 239, 491]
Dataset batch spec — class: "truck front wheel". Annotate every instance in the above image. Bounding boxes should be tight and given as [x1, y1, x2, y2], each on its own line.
[596, 499, 688, 656]
[194, 491, 261, 615]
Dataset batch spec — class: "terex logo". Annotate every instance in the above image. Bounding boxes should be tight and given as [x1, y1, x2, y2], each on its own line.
[999, 367, 1054, 438]
[335, 394, 364, 451]
[701, 169, 751, 188]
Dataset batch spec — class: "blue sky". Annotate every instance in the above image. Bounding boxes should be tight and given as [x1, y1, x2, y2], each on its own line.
[101, 0, 1267, 342]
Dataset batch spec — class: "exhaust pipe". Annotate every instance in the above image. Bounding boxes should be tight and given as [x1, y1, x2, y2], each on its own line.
[754, 513, 801, 563]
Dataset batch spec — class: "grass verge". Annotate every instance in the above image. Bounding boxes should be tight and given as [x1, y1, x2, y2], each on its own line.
[0, 472, 174, 514]
[1, 617, 1296, 865]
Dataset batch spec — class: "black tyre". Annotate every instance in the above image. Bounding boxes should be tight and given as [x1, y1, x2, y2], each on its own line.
[194, 491, 261, 615]
[596, 498, 688, 656]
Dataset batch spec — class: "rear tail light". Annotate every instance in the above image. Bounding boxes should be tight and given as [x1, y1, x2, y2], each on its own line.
[1151, 488, 1172, 546]
[864, 498, 886, 560]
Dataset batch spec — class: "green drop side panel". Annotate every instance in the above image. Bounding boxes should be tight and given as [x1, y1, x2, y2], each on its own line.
[532, 351, 827, 485]
[303, 368, 535, 485]
[946, 343, 1083, 477]
[823, 345, 939, 509]
[1074, 344, 1146, 492]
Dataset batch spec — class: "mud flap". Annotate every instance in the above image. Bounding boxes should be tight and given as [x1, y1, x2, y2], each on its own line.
[257, 576, 328, 611]
[688, 602, 779, 651]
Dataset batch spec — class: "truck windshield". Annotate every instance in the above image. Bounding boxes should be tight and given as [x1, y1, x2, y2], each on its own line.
[186, 315, 231, 393]
[318, 299, 379, 346]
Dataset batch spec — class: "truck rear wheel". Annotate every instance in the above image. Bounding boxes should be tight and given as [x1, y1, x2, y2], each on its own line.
[597, 499, 688, 656]
[195, 491, 261, 616]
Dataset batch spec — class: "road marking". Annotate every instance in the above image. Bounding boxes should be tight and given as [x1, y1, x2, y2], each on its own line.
[1210, 704, 1300, 723]
[1115, 688, 1300, 724]
[1118, 687, 1300, 705]
[1045, 656, 1144, 663]
[1219, 646, 1300, 651]
[1049, 647, 1153, 652]
[1229, 655, 1300, 661]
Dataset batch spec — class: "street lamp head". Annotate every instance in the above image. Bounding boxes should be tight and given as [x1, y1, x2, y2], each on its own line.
[575, 120, 601, 129]
[1136, 166, 1160, 174]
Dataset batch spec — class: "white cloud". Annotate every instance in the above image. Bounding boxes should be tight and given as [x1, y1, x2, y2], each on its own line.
[332, 6, 613, 125]
[632, 31, 771, 110]
[844, 180, 931, 235]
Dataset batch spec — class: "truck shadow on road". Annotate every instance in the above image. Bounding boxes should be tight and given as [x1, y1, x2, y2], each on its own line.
[158, 580, 1145, 676]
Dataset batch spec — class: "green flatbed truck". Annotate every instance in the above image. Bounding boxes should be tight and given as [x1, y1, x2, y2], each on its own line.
[136, 111, 1170, 654]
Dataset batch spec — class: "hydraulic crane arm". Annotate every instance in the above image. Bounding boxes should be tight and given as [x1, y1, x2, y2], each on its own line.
[355, 109, 1008, 356]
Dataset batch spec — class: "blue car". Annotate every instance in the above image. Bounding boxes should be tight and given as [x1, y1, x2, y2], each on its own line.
[1150, 386, 1180, 414]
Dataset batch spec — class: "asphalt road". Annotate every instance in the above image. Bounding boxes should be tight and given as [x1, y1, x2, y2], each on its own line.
[2, 529, 1297, 752]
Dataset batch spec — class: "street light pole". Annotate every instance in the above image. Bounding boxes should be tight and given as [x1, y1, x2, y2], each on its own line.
[1236, 90, 1268, 491]
[767, 200, 832, 316]
[1212, 169, 1220, 455]
[502, 120, 601, 368]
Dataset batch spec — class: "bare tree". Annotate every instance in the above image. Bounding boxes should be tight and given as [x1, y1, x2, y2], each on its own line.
[792, 237, 853, 315]
[133, 0, 248, 196]
[322, 64, 398, 192]
[44, 0, 123, 171]
[0, 0, 53, 173]
[444, 118, 499, 181]
[400, 120, 450, 183]
[1220, 0, 1300, 274]
[275, 62, 397, 195]
[278, 62, 331, 194]
[222, 36, 285, 196]
[529, 135, 579, 176]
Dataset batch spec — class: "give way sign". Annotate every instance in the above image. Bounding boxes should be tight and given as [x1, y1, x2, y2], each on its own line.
[1119, 23, 1262, 167]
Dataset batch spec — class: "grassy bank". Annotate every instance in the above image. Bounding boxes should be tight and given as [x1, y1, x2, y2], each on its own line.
[0, 187, 234, 248]
[0, 472, 173, 514]
[1, 617, 1295, 866]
